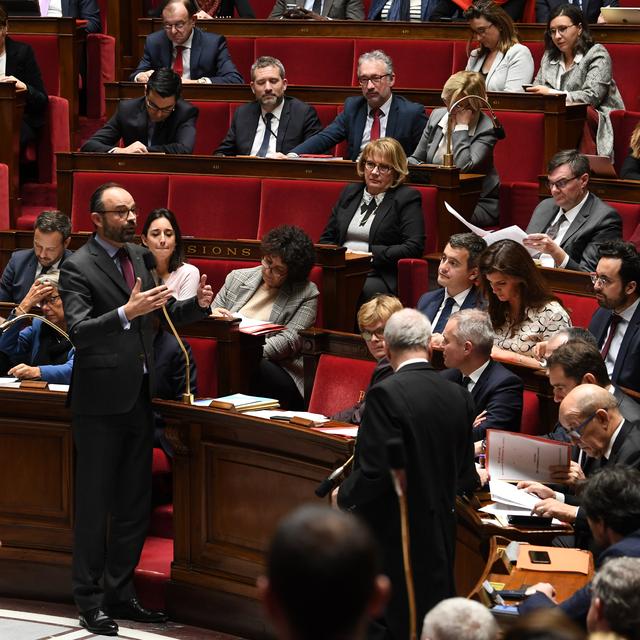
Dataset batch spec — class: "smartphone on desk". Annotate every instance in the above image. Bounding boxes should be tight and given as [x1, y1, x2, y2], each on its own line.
[508, 514, 553, 527]
[529, 550, 551, 564]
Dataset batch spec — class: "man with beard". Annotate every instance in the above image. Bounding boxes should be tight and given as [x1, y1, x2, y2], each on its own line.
[59, 183, 214, 636]
[215, 56, 321, 157]
[589, 240, 640, 393]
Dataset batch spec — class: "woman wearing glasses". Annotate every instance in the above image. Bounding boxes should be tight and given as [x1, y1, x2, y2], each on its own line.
[0, 270, 74, 384]
[319, 138, 424, 302]
[479, 239, 570, 368]
[409, 71, 501, 227]
[464, 1, 534, 92]
[526, 4, 624, 158]
[211, 225, 318, 409]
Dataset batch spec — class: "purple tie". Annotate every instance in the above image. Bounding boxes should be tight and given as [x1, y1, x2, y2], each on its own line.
[116, 248, 135, 290]
[39, 0, 50, 16]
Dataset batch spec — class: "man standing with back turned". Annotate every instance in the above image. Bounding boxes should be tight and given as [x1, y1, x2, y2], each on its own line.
[59, 183, 213, 636]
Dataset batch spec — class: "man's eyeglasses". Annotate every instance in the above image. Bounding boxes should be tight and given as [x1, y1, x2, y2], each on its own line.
[146, 98, 176, 114]
[546, 176, 579, 191]
[590, 273, 615, 287]
[357, 74, 392, 87]
[163, 20, 188, 31]
[564, 411, 598, 441]
[97, 207, 139, 219]
[261, 256, 288, 278]
[361, 329, 385, 341]
[548, 24, 577, 37]
[364, 160, 393, 175]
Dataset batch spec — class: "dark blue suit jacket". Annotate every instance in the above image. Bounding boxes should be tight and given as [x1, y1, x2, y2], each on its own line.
[290, 94, 427, 161]
[0, 248, 72, 303]
[131, 27, 243, 84]
[520, 528, 640, 627]
[367, 0, 435, 19]
[441, 359, 524, 441]
[417, 286, 481, 323]
[62, 0, 102, 33]
[589, 303, 640, 393]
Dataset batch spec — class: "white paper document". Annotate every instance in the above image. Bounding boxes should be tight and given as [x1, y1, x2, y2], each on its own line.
[244, 410, 329, 425]
[48, 384, 69, 393]
[0, 377, 19, 388]
[489, 479, 539, 510]
[487, 429, 571, 483]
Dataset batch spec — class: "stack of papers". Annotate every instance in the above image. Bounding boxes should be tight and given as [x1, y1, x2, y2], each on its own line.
[234, 315, 285, 336]
[0, 377, 20, 388]
[207, 393, 279, 412]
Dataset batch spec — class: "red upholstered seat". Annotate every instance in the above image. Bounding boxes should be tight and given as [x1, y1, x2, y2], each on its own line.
[308, 353, 376, 416]
[452, 41, 469, 74]
[12, 35, 60, 95]
[352, 40, 455, 90]
[398, 258, 428, 308]
[250, 0, 275, 17]
[226, 37, 254, 83]
[414, 185, 439, 254]
[610, 110, 640, 175]
[37, 96, 70, 184]
[254, 38, 354, 86]
[313, 104, 339, 128]
[189, 258, 259, 298]
[606, 44, 640, 112]
[555, 292, 599, 328]
[258, 178, 349, 242]
[70, 173, 169, 231]
[149, 504, 173, 540]
[495, 111, 545, 183]
[0, 164, 9, 231]
[134, 536, 172, 612]
[167, 175, 261, 238]
[522, 41, 545, 71]
[499, 182, 539, 229]
[86, 33, 117, 119]
[192, 102, 232, 154]
[520, 390, 541, 435]
[185, 336, 219, 398]
[605, 200, 640, 240]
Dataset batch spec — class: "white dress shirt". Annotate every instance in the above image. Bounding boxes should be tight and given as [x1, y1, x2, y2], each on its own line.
[431, 287, 473, 332]
[604, 298, 640, 376]
[46, 0, 63, 17]
[463, 359, 491, 393]
[360, 94, 392, 151]
[541, 191, 590, 268]
[0, 51, 6, 76]
[344, 190, 385, 253]
[249, 100, 285, 157]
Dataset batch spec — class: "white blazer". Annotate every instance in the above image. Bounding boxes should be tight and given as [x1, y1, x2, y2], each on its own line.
[466, 43, 535, 92]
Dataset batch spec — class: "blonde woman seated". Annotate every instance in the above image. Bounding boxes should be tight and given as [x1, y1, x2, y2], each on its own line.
[478, 239, 570, 368]
[409, 71, 501, 227]
[211, 225, 318, 409]
[464, 1, 534, 92]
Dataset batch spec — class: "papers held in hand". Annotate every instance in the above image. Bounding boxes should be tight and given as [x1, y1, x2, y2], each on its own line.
[208, 393, 280, 412]
[486, 430, 571, 483]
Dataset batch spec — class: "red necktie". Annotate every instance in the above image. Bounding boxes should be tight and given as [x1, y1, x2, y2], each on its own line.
[600, 313, 622, 359]
[117, 248, 135, 291]
[370, 108, 381, 141]
[173, 45, 185, 77]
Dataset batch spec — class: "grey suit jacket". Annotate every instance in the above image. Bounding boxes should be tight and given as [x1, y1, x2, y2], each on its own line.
[212, 266, 319, 394]
[268, 0, 365, 19]
[466, 43, 534, 92]
[533, 44, 624, 158]
[526, 192, 622, 272]
[409, 107, 500, 226]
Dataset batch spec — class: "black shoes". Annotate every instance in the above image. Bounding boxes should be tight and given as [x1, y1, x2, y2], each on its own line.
[78, 608, 119, 636]
[105, 597, 169, 624]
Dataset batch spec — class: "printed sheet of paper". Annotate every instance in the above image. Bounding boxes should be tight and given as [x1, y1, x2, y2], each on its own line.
[487, 430, 571, 482]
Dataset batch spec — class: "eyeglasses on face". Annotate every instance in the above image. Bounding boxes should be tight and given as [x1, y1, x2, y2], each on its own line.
[261, 256, 288, 278]
[163, 20, 189, 31]
[97, 207, 139, 219]
[361, 329, 385, 341]
[590, 273, 616, 287]
[364, 160, 393, 175]
[357, 73, 392, 87]
[471, 24, 495, 36]
[548, 24, 577, 37]
[564, 410, 598, 441]
[546, 175, 579, 191]
[146, 98, 176, 114]
[41, 295, 61, 306]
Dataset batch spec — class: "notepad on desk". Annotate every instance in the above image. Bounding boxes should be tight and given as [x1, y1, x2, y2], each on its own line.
[208, 393, 279, 412]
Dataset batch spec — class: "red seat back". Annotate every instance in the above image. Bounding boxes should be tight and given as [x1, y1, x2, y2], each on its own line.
[308, 354, 376, 416]
[12, 34, 60, 95]
[397, 258, 428, 308]
[167, 175, 261, 238]
[499, 182, 539, 229]
[185, 336, 218, 397]
[226, 37, 254, 83]
[309, 264, 324, 328]
[0, 163, 8, 230]
[254, 39, 354, 86]
[520, 390, 541, 435]
[606, 44, 640, 112]
[610, 109, 640, 175]
[605, 200, 640, 240]
[555, 292, 599, 328]
[414, 185, 438, 254]
[249, 0, 274, 17]
[192, 102, 232, 155]
[522, 41, 545, 72]
[495, 111, 545, 182]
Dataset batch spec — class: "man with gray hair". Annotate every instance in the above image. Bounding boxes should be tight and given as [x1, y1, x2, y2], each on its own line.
[338, 308, 478, 640]
[421, 597, 498, 640]
[215, 56, 321, 157]
[0, 210, 72, 305]
[441, 309, 524, 442]
[286, 50, 426, 160]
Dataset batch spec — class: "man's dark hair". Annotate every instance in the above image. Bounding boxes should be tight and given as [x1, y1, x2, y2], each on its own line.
[597, 240, 640, 289]
[547, 340, 610, 387]
[448, 233, 487, 269]
[34, 210, 72, 241]
[89, 182, 126, 214]
[581, 466, 640, 536]
[146, 67, 182, 100]
[266, 505, 381, 640]
[547, 149, 590, 177]
[161, 0, 198, 15]
[260, 225, 315, 284]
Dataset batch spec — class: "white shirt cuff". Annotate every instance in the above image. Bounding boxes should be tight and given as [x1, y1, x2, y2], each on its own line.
[118, 305, 131, 330]
[554, 491, 566, 503]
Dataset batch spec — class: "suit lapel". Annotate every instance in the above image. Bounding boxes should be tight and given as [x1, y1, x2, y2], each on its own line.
[613, 304, 640, 380]
[471, 359, 493, 402]
[338, 186, 365, 244]
[88, 238, 131, 298]
[428, 124, 444, 162]
[486, 51, 505, 87]
[385, 97, 399, 139]
[609, 420, 632, 463]
[190, 29, 202, 79]
[534, 204, 559, 234]
[560, 194, 594, 247]
[135, 100, 150, 145]
[352, 102, 367, 156]
[368, 189, 394, 245]
[276, 98, 291, 150]
[426, 289, 445, 320]
[232, 268, 263, 310]
[161, 33, 173, 69]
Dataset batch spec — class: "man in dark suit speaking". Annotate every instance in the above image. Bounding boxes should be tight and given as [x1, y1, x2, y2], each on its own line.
[337, 308, 477, 640]
[81, 68, 198, 154]
[216, 56, 321, 157]
[132, 0, 242, 84]
[59, 183, 213, 636]
[285, 50, 426, 160]
[523, 149, 622, 272]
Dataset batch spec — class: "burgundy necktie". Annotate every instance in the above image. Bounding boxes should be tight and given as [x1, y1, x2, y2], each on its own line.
[173, 45, 185, 77]
[600, 313, 621, 359]
[370, 108, 381, 141]
[116, 248, 135, 291]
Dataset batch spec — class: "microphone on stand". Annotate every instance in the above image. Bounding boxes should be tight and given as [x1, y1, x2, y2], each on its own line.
[143, 251, 194, 405]
[315, 454, 354, 498]
[387, 438, 417, 640]
[0, 312, 73, 344]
